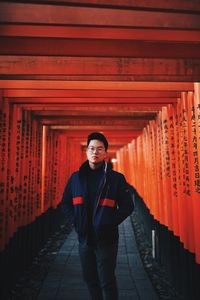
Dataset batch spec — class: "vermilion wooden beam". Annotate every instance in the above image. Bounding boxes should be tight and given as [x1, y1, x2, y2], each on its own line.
[1, 56, 198, 77]
[47, 124, 144, 130]
[53, 133, 133, 139]
[1, 38, 200, 59]
[32, 110, 156, 122]
[18, 103, 164, 112]
[0, 80, 194, 90]
[52, 129, 138, 138]
[32, 110, 157, 118]
[0, 2, 200, 29]
[39, 121, 152, 132]
[3, 75, 196, 82]
[38, 116, 152, 124]
[38, 0, 200, 12]
[47, 128, 141, 142]
[37, 121, 153, 132]
[5, 90, 180, 98]
[1, 25, 200, 43]
[8, 97, 178, 104]
[55, 134, 140, 145]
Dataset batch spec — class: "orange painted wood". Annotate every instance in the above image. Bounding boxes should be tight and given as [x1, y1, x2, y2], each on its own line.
[36, 115, 154, 122]
[0, 56, 199, 77]
[3, 99, 11, 245]
[152, 116, 162, 223]
[185, 92, 198, 254]
[44, 128, 53, 212]
[1, 25, 200, 43]
[173, 99, 188, 247]
[0, 2, 200, 29]
[3, 75, 197, 82]
[193, 83, 200, 263]
[8, 104, 22, 238]
[0, 80, 194, 90]
[0, 98, 9, 251]
[39, 117, 148, 129]
[161, 106, 173, 229]
[41, 126, 47, 213]
[178, 93, 195, 252]
[118, 88, 200, 263]
[31, 119, 40, 220]
[156, 111, 166, 225]
[35, 121, 42, 217]
[26, 111, 34, 224]
[40, 0, 200, 12]
[8, 98, 178, 106]
[51, 133, 59, 209]
[144, 123, 157, 219]
[20, 110, 30, 225]
[55, 135, 68, 208]
[1, 38, 200, 58]
[184, 92, 196, 253]
[17, 104, 162, 115]
[5, 90, 180, 98]
[167, 104, 180, 236]
[48, 129, 137, 137]
[149, 120, 160, 221]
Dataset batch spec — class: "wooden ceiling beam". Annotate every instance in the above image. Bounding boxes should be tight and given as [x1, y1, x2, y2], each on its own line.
[50, 129, 138, 138]
[1, 1, 198, 140]
[34, 0, 200, 12]
[47, 124, 144, 131]
[1, 25, 200, 43]
[0, 80, 194, 90]
[17, 103, 165, 111]
[8, 97, 178, 104]
[39, 116, 153, 123]
[1, 2, 200, 29]
[33, 112, 156, 120]
[2, 75, 197, 82]
[1, 38, 200, 59]
[0, 56, 199, 78]
[5, 90, 180, 98]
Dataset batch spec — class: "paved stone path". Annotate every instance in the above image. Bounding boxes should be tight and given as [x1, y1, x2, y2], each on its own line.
[37, 217, 158, 300]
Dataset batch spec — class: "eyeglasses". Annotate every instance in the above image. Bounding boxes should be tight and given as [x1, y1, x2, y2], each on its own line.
[87, 146, 105, 153]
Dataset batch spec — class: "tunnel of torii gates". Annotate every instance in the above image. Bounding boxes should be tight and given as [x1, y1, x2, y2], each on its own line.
[0, 0, 200, 268]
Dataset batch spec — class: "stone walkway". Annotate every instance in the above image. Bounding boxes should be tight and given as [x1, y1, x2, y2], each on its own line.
[37, 217, 158, 300]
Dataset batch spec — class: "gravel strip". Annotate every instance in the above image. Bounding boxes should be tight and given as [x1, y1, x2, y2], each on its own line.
[8, 223, 73, 300]
[131, 212, 183, 300]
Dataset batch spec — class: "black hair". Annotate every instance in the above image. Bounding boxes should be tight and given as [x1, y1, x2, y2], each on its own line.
[87, 132, 108, 150]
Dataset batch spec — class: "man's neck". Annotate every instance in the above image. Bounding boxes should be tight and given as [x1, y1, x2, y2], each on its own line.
[89, 161, 104, 170]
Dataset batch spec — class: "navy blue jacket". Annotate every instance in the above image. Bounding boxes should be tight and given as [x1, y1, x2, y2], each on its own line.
[61, 160, 134, 245]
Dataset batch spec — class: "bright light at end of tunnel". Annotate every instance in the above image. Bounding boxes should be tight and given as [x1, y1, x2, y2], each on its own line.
[111, 158, 117, 163]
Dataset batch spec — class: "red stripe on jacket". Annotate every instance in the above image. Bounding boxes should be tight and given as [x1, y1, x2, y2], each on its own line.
[99, 198, 116, 208]
[73, 197, 84, 205]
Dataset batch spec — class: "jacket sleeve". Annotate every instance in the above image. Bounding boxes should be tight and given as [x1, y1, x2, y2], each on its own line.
[61, 175, 74, 224]
[114, 174, 135, 225]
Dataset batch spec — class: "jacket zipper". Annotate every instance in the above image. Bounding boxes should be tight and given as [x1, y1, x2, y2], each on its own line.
[92, 162, 107, 222]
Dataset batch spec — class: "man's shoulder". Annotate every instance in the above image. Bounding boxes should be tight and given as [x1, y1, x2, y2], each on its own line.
[109, 169, 125, 180]
[70, 170, 79, 180]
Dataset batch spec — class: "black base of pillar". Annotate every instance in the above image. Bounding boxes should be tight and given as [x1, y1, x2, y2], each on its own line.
[134, 195, 200, 300]
[0, 206, 65, 300]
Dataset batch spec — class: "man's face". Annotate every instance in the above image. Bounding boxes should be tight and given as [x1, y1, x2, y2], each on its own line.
[87, 139, 107, 165]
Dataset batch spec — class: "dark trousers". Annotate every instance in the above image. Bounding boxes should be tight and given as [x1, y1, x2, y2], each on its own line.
[79, 242, 118, 300]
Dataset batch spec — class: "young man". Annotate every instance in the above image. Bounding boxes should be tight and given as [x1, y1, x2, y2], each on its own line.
[61, 132, 134, 300]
